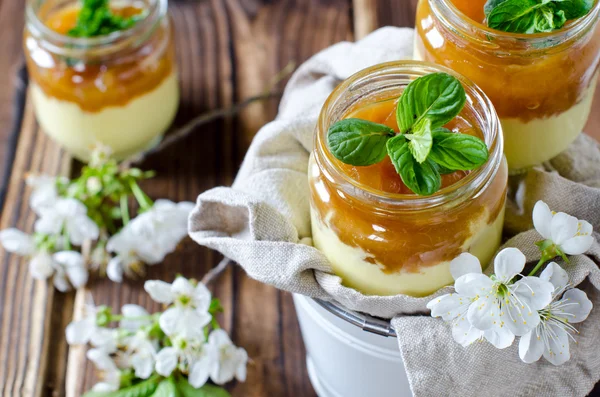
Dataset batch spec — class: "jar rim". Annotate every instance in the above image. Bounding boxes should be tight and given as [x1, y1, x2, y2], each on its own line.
[315, 60, 504, 211]
[25, 0, 166, 57]
[429, 0, 600, 51]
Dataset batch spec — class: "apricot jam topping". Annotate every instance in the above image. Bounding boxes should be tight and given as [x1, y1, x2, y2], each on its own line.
[25, 3, 175, 112]
[310, 97, 507, 274]
[415, 0, 600, 121]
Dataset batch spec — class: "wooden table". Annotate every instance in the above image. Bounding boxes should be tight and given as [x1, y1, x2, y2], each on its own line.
[0, 1, 599, 396]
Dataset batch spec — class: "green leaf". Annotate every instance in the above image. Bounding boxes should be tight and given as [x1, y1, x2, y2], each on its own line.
[177, 379, 231, 397]
[406, 119, 433, 164]
[486, 0, 580, 33]
[484, 0, 510, 16]
[153, 378, 180, 397]
[326, 118, 395, 166]
[428, 128, 489, 171]
[386, 135, 441, 196]
[396, 73, 466, 134]
[82, 375, 161, 397]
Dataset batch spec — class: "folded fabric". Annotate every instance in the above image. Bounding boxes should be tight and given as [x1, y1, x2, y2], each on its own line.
[189, 27, 600, 397]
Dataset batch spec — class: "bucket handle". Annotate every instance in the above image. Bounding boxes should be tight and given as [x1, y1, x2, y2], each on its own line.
[314, 298, 397, 337]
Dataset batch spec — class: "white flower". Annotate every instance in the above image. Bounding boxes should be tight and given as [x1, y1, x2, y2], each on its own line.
[66, 305, 112, 347]
[208, 329, 248, 384]
[130, 200, 193, 251]
[35, 198, 99, 245]
[519, 263, 593, 365]
[87, 348, 121, 392]
[52, 251, 89, 291]
[428, 253, 515, 348]
[144, 277, 212, 339]
[26, 174, 64, 215]
[118, 304, 157, 379]
[106, 228, 161, 283]
[533, 200, 594, 256]
[155, 335, 216, 388]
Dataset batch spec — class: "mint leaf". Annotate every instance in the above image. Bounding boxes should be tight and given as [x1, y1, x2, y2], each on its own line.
[69, 0, 142, 38]
[83, 375, 161, 397]
[153, 378, 180, 397]
[396, 73, 466, 134]
[428, 128, 489, 171]
[554, 0, 593, 19]
[486, 0, 585, 33]
[406, 119, 433, 164]
[178, 378, 231, 397]
[386, 135, 441, 196]
[327, 119, 395, 166]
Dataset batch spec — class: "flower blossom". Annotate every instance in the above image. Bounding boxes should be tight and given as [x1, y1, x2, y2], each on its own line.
[155, 335, 216, 388]
[87, 348, 122, 392]
[35, 197, 99, 245]
[145, 277, 212, 339]
[119, 305, 158, 379]
[208, 329, 248, 384]
[519, 262, 593, 365]
[533, 200, 594, 257]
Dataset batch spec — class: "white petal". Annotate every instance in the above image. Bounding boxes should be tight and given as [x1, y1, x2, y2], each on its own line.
[542, 323, 571, 365]
[0, 229, 35, 255]
[502, 299, 540, 336]
[90, 328, 118, 354]
[483, 325, 515, 349]
[532, 201, 553, 240]
[87, 348, 118, 371]
[193, 282, 212, 312]
[427, 293, 470, 322]
[560, 228, 594, 255]
[235, 348, 248, 382]
[539, 262, 569, 292]
[171, 277, 195, 298]
[56, 198, 87, 216]
[159, 307, 210, 339]
[67, 215, 99, 245]
[512, 276, 555, 311]
[53, 270, 71, 292]
[454, 273, 494, 297]
[208, 329, 232, 348]
[132, 354, 154, 379]
[519, 329, 545, 363]
[34, 213, 63, 236]
[53, 251, 84, 268]
[66, 264, 89, 289]
[189, 352, 214, 388]
[65, 318, 95, 345]
[144, 280, 176, 304]
[91, 382, 119, 392]
[155, 347, 178, 376]
[451, 315, 483, 347]
[120, 304, 150, 331]
[106, 258, 124, 283]
[467, 295, 499, 331]
[450, 253, 482, 280]
[494, 248, 526, 282]
[550, 212, 579, 245]
[29, 252, 55, 280]
[558, 288, 593, 323]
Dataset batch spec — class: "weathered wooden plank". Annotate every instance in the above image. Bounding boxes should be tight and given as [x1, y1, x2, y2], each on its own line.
[0, 97, 73, 397]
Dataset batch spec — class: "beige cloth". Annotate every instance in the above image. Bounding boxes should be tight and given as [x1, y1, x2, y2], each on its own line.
[189, 27, 600, 397]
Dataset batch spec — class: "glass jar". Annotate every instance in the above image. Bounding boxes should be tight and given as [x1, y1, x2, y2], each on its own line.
[24, 0, 179, 161]
[414, 0, 600, 172]
[309, 61, 508, 297]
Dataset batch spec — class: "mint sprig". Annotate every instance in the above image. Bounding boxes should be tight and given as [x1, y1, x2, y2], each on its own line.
[68, 0, 143, 38]
[326, 73, 489, 196]
[485, 0, 592, 33]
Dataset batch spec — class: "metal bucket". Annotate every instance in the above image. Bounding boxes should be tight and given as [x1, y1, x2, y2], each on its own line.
[293, 294, 412, 397]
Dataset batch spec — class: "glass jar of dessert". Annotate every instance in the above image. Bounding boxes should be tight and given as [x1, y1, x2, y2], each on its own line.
[414, 0, 600, 172]
[24, 0, 179, 161]
[309, 61, 508, 297]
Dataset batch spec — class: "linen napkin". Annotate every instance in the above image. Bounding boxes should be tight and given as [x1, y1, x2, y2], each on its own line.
[188, 27, 600, 397]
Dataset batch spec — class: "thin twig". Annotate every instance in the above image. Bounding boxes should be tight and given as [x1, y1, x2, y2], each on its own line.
[202, 257, 232, 285]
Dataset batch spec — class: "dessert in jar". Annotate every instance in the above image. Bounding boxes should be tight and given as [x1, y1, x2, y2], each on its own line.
[414, 0, 600, 172]
[24, 0, 179, 161]
[309, 61, 508, 297]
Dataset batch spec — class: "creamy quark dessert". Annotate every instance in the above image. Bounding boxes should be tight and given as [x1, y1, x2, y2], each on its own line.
[309, 62, 507, 297]
[24, 0, 178, 161]
[414, 0, 600, 171]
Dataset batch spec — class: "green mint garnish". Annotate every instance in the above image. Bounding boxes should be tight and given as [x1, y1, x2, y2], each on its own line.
[485, 0, 593, 34]
[325, 73, 489, 196]
[68, 0, 143, 38]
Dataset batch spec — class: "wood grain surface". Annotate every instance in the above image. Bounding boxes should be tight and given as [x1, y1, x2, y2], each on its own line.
[0, 0, 598, 396]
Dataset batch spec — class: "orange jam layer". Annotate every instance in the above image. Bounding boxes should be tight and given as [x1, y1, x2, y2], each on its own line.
[415, 0, 600, 121]
[25, 3, 175, 112]
[310, 97, 508, 274]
